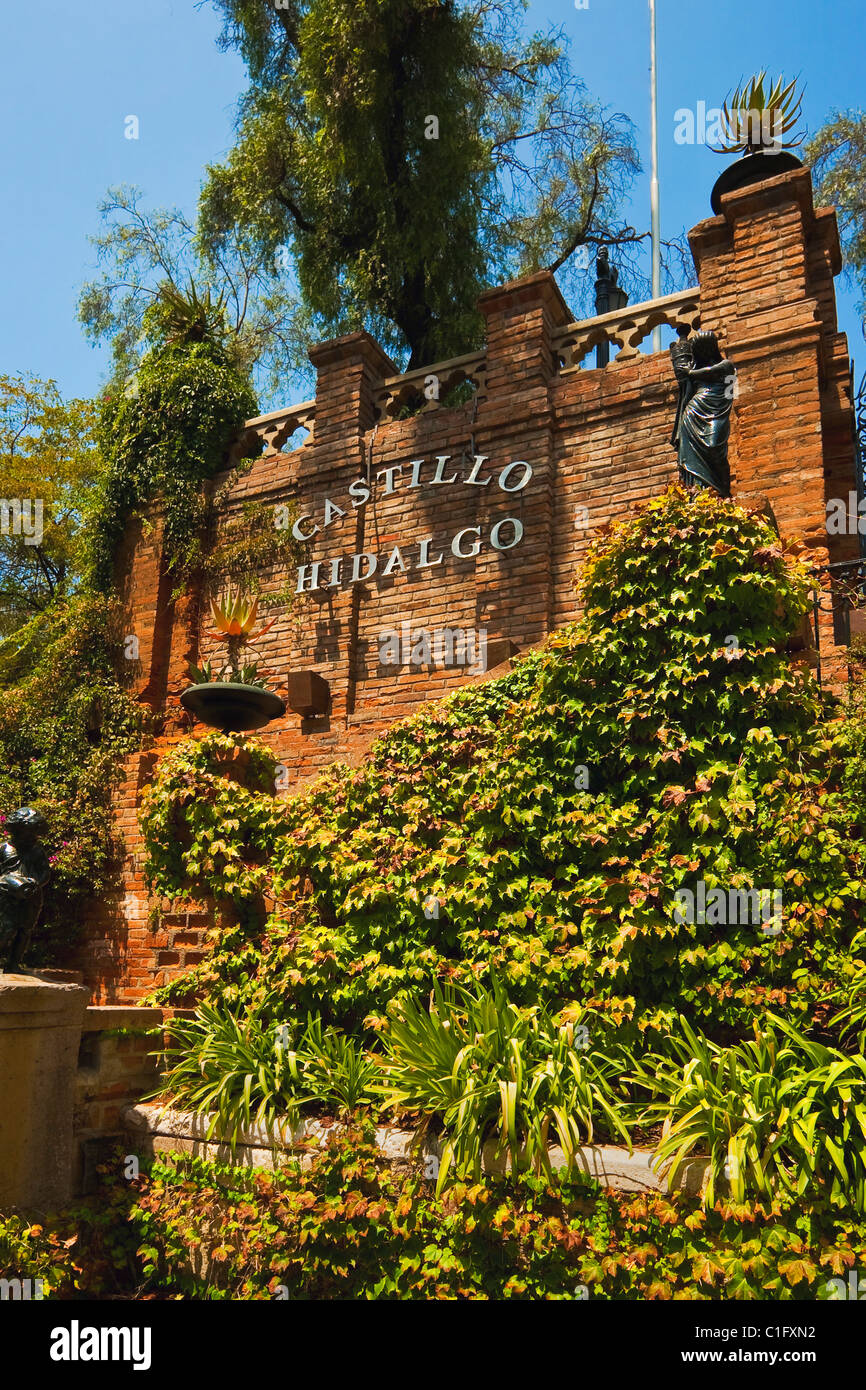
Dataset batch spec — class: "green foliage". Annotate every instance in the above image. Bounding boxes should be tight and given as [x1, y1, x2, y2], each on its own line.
[153, 1000, 379, 1144]
[141, 730, 284, 917]
[127, 1127, 866, 1300]
[381, 979, 631, 1190]
[201, 0, 656, 368]
[0, 1164, 142, 1298]
[197, 493, 302, 610]
[808, 110, 866, 323]
[0, 594, 143, 961]
[89, 288, 257, 589]
[634, 1014, 866, 1212]
[0, 374, 104, 636]
[78, 185, 311, 408]
[143, 487, 865, 1039]
[8, 1133, 866, 1301]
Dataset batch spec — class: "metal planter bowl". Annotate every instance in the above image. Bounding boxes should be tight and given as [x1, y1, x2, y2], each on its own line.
[180, 682, 286, 733]
[710, 152, 803, 216]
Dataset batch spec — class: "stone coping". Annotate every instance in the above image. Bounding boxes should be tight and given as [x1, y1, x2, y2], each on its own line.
[82, 1005, 165, 1033]
[123, 1103, 708, 1195]
[0, 973, 89, 1022]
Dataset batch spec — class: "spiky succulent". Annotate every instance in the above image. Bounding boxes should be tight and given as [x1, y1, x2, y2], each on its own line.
[206, 588, 275, 641]
[711, 72, 805, 156]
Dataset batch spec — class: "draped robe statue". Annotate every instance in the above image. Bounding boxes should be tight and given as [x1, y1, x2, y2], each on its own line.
[669, 331, 735, 496]
[0, 808, 50, 973]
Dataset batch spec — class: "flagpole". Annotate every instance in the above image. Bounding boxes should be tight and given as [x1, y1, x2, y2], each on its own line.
[649, 0, 661, 351]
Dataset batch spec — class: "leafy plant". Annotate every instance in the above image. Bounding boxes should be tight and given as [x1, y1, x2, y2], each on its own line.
[90, 285, 257, 589]
[0, 594, 144, 962]
[299, 1016, 381, 1112]
[127, 1125, 866, 1300]
[186, 659, 267, 690]
[152, 1000, 380, 1145]
[634, 1015, 866, 1212]
[144, 487, 864, 1043]
[153, 999, 304, 1147]
[380, 978, 631, 1191]
[830, 929, 866, 1049]
[196, 587, 278, 686]
[711, 72, 805, 155]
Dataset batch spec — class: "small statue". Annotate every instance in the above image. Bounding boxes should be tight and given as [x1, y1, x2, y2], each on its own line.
[669, 331, 736, 496]
[0, 808, 50, 973]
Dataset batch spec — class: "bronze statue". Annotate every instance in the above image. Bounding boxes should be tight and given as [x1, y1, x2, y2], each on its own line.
[0, 808, 50, 973]
[669, 331, 735, 496]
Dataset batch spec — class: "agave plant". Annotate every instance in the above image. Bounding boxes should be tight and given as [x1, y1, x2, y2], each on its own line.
[198, 587, 277, 682]
[711, 72, 805, 156]
[153, 278, 228, 347]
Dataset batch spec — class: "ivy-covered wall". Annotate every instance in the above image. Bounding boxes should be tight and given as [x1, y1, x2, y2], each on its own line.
[69, 165, 858, 1002]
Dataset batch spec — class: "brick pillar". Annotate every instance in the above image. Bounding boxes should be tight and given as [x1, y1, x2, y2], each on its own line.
[114, 506, 197, 721]
[689, 166, 858, 683]
[475, 271, 573, 646]
[301, 333, 398, 722]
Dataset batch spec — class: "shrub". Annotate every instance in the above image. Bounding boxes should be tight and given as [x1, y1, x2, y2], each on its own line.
[90, 300, 257, 589]
[154, 1000, 380, 1143]
[143, 487, 865, 1040]
[0, 594, 144, 960]
[380, 978, 631, 1189]
[634, 1014, 866, 1211]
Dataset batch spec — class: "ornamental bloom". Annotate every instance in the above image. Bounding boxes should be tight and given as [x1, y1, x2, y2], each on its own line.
[206, 589, 276, 642]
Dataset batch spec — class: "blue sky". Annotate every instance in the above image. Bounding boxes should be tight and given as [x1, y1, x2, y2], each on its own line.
[0, 0, 862, 406]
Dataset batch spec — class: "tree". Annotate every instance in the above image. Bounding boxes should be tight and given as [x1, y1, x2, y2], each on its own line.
[0, 375, 103, 637]
[808, 110, 866, 331]
[78, 185, 314, 407]
[198, 0, 676, 370]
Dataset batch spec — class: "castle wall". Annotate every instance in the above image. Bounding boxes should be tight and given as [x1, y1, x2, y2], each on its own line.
[69, 167, 859, 1002]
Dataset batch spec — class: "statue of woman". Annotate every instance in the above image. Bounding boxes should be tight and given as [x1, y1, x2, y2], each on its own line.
[0, 807, 50, 973]
[669, 331, 736, 496]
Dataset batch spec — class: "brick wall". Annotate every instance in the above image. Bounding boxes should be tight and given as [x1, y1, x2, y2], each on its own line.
[67, 166, 859, 1003]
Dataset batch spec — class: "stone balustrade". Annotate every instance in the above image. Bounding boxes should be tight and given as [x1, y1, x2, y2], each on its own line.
[373, 348, 487, 420]
[553, 286, 702, 371]
[227, 290, 698, 462]
[229, 398, 316, 466]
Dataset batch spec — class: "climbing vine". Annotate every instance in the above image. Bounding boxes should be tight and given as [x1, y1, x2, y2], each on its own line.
[90, 293, 257, 589]
[0, 594, 144, 961]
[141, 487, 866, 1040]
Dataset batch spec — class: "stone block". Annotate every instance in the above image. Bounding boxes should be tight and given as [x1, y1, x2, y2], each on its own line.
[0, 974, 88, 1212]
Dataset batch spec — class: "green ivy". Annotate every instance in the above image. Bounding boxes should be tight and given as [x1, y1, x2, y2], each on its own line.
[90, 324, 257, 589]
[0, 297, 259, 961]
[141, 487, 866, 1041]
[0, 594, 144, 961]
[6, 1131, 866, 1301]
[129, 1125, 866, 1300]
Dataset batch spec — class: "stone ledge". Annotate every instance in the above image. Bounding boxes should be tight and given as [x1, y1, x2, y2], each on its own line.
[123, 1103, 708, 1194]
[82, 1005, 164, 1033]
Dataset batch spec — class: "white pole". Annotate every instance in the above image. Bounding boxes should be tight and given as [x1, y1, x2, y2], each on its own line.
[649, 0, 661, 351]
